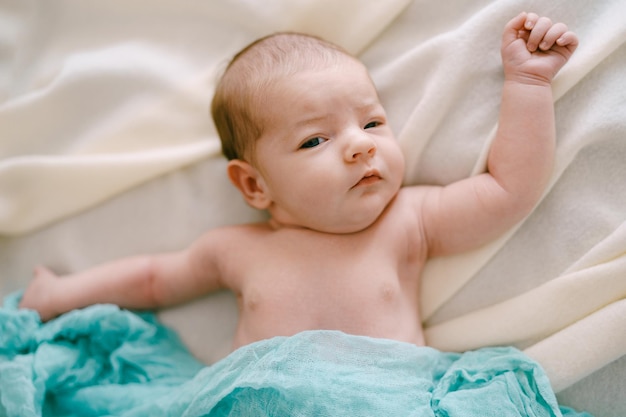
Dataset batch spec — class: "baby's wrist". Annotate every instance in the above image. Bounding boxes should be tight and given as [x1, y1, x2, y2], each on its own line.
[40, 279, 66, 320]
[504, 73, 552, 88]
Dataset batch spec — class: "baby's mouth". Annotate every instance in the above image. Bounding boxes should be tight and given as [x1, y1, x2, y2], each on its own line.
[352, 171, 382, 189]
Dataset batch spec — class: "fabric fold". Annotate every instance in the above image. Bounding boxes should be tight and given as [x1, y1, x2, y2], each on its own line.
[0, 298, 592, 417]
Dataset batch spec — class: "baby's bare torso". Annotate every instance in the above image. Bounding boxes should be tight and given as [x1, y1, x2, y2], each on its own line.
[219, 195, 428, 349]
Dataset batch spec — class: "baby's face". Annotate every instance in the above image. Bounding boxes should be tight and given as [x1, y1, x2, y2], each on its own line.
[252, 58, 405, 233]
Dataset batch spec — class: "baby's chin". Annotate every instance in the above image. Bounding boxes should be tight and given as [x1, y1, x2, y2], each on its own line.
[269, 190, 397, 234]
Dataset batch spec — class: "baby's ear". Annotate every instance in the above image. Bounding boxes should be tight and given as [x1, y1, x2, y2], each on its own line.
[227, 160, 272, 210]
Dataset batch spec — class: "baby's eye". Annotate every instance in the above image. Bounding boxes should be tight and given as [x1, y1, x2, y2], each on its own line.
[300, 137, 327, 149]
[364, 121, 381, 129]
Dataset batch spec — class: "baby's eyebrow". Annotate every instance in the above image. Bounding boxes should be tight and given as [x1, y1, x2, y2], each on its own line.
[355, 100, 384, 113]
[294, 115, 329, 128]
[293, 99, 383, 128]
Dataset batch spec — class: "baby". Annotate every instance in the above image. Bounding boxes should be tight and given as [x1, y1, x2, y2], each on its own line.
[20, 12, 578, 350]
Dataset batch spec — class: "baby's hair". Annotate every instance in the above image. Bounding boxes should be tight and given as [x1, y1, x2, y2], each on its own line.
[211, 32, 353, 162]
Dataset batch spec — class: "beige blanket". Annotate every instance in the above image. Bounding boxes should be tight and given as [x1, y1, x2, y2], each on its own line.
[1, 0, 624, 415]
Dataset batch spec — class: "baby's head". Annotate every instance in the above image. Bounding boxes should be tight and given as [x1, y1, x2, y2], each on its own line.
[211, 32, 405, 233]
[211, 32, 353, 163]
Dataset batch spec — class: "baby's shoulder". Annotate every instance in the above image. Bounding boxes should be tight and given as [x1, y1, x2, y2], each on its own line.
[190, 222, 273, 265]
[387, 185, 431, 220]
[353, 187, 424, 242]
[186, 223, 270, 263]
[383, 185, 435, 239]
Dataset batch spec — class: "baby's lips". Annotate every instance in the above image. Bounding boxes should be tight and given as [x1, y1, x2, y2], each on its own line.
[351, 169, 382, 189]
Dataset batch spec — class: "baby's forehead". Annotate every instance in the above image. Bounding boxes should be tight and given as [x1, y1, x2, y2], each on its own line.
[249, 55, 371, 106]
[259, 63, 380, 119]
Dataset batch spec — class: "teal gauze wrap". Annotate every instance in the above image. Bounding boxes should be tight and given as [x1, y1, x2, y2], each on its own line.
[1, 293, 592, 417]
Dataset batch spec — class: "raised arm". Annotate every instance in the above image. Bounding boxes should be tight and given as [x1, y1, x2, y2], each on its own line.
[19, 229, 228, 322]
[416, 12, 578, 257]
[490, 12, 578, 197]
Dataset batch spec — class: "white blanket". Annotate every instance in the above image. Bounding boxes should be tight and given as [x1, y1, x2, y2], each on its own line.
[1, 1, 624, 415]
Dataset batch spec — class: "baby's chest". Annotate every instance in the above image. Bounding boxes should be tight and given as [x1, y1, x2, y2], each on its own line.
[235, 257, 421, 346]
[240, 253, 412, 318]
[232, 220, 422, 312]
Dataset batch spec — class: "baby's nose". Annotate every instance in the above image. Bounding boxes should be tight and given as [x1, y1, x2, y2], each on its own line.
[344, 133, 376, 162]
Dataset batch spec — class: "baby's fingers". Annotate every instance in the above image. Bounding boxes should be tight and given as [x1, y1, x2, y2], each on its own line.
[538, 23, 569, 51]
[523, 12, 540, 30]
[526, 16, 553, 51]
[556, 31, 579, 50]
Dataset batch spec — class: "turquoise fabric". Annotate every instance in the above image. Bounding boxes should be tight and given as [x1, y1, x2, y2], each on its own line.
[1, 293, 592, 417]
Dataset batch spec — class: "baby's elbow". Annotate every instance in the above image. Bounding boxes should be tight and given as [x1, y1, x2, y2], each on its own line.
[495, 191, 544, 235]
[476, 179, 543, 234]
[142, 252, 188, 309]
[508, 183, 546, 220]
[139, 256, 164, 309]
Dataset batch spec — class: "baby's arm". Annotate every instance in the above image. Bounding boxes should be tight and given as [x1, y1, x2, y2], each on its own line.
[417, 13, 578, 256]
[19, 230, 227, 322]
[490, 12, 578, 198]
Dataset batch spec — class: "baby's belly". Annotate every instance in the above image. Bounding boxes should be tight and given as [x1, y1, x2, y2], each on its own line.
[233, 293, 425, 349]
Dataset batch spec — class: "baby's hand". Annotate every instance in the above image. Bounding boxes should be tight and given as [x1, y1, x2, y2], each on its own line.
[19, 266, 60, 322]
[501, 12, 578, 85]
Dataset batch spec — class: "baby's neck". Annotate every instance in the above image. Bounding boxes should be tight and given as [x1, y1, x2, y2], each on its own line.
[267, 217, 302, 231]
